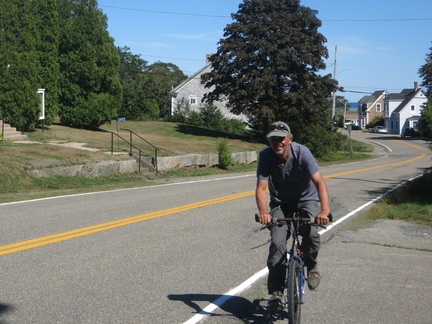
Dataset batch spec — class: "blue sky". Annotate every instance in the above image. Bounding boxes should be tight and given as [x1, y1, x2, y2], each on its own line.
[98, 0, 432, 102]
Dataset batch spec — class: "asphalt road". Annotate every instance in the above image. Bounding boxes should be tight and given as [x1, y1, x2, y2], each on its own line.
[0, 132, 430, 323]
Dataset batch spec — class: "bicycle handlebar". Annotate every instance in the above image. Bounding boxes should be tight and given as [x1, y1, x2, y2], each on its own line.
[254, 213, 333, 224]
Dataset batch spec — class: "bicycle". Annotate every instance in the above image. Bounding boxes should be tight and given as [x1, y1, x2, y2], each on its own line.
[255, 212, 332, 324]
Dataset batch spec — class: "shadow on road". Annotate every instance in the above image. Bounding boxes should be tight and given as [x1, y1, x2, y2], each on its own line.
[168, 293, 288, 323]
[0, 303, 14, 324]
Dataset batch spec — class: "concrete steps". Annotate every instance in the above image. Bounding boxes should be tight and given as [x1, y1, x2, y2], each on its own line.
[1, 122, 28, 140]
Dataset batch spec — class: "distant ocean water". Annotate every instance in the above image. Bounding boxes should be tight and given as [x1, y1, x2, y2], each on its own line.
[348, 102, 358, 110]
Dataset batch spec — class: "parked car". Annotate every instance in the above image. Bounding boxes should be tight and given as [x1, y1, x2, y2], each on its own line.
[373, 126, 387, 133]
[401, 127, 416, 137]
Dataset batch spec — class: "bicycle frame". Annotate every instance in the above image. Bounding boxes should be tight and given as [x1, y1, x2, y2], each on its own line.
[286, 221, 306, 306]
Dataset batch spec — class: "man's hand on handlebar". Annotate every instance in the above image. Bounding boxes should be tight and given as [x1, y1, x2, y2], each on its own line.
[257, 213, 273, 225]
[315, 212, 332, 225]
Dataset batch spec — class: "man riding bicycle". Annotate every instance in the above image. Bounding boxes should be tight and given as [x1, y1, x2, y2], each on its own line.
[255, 121, 331, 307]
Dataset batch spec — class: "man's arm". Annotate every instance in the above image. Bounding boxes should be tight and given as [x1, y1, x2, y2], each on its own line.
[255, 178, 272, 225]
[311, 170, 331, 225]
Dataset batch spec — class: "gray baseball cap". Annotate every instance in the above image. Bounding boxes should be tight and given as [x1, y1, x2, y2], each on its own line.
[266, 121, 292, 138]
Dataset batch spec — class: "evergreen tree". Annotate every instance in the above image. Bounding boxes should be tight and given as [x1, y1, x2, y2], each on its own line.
[118, 46, 149, 120]
[203, 0, 337, 141]
[141, 62, 187, 117]
[57, 0, 122, 128]
[34, 0, 60, 125]
[418, 45, 432, 141]
[0, 0, 40, 130]
[419, 44, 432, 98]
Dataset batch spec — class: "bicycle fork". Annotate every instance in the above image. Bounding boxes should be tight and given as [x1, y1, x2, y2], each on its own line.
[286, 239, 306, 305]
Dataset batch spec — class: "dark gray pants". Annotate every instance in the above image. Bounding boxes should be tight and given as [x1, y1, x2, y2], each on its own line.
[267, 201, 321, 295]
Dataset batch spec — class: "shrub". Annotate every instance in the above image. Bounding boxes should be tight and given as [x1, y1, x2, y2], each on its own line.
[217, 138, 232, 169]
[304, 126, 336, 158]
[366, 116, 384, 129]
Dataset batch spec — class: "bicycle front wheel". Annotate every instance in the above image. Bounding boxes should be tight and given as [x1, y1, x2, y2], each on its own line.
[287, 258, 302, 324]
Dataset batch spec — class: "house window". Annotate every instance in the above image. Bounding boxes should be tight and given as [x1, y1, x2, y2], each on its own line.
[376, 104, 381, 112]
[411, 105, 415, 111]
[190, 98, 197, 104]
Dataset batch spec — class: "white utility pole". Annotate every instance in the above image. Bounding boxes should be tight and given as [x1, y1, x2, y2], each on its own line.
[331, 46, 338, 121]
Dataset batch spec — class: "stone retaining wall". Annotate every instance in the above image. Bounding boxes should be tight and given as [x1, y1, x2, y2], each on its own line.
[27, 151, 258, 178]
[27, 160, 137, 178]
[156, 151, 257, 172]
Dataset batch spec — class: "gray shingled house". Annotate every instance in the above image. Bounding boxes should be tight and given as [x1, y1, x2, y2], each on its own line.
[169, 56, 245, 121]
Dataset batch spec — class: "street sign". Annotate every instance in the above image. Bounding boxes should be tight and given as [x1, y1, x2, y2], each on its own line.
[117, 117, 126, 122]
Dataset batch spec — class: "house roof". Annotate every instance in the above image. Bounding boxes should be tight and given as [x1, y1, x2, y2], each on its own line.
[386, 88, 414, 101]
[358, 90, 386, 105]
[170, 63, 211, 95]
[392, 88, 423, 113]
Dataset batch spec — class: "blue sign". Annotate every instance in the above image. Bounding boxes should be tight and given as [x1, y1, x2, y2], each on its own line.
[117, 117, 126, 122]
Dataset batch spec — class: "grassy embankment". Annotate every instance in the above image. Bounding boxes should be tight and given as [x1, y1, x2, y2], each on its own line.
[347, 171, 432, 227]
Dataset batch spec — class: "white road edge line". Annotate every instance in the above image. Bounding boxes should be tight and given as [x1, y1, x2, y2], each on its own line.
[183, 268, 269, 324]
[183, 174, 422, 324]
[368, 139, 393, 152]
[0, 174, 256, 207]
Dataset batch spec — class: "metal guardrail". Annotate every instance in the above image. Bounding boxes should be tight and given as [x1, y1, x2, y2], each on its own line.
[121, 128, 159, 173]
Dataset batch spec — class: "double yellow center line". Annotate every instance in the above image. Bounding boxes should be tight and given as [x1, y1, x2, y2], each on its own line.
[0, 191, 254, 256]
[1, 143, 428, 256]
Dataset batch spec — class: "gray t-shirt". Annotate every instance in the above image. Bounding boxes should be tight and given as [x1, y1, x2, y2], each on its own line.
[257, 142, 320, 203]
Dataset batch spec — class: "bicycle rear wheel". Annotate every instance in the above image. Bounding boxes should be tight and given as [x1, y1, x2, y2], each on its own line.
[287, 258, 302, 324]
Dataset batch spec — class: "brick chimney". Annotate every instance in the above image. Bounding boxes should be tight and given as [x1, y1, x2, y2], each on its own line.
[414, 81, 419, 90]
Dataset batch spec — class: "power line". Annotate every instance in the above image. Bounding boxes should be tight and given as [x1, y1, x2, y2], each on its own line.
[322, 18, 432, 22]
[99, 5, 231, 19]
[99, 5, 432, 22]
[141, 54, 203, 62]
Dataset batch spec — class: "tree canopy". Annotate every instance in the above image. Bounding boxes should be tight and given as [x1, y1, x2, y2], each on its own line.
[419, 44, 432, 98]
[418, 44, 432, 141]
[118, 48, 187, 121]
[0, 0, 122, 129]
[57, 0, 122, 128]
[0, 0, 48, 130]
[140, 61, 187, 117]
[118, 46, 149, 120]
[203, 0, 337, 141]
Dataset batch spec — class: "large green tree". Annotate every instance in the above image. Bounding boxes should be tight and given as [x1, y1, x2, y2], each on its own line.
[34, 0, 60, 125]
[0, 0, 40, 130]
[58, 0, 121, 128]
[118, 46, 149, 120]
[0, 0, 60, 130]
[141, 62, 187, 117]
[419, 44, 432, 98]
[418, 44, 432, 141]
[203, 0, 337, 141]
